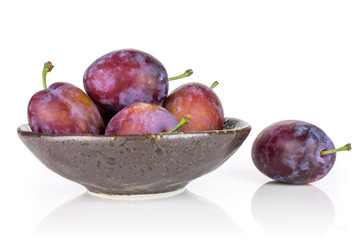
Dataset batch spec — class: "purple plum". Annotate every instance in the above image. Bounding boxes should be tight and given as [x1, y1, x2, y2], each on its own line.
[83, 49, 168, 113]
[105, 102, 188, 135]
[163, 81, 224, 132]
[27, 62, 104, 135]
[251, 120, 351, 184]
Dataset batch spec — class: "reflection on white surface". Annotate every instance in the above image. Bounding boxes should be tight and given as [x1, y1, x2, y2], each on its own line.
[32, 189, 242, 240]
[251, 181, 335, 238]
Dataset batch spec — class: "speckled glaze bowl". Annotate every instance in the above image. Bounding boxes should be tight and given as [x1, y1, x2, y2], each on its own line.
[18, 118, 251, 196]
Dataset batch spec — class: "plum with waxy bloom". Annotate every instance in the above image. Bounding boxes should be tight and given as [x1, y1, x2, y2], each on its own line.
[105, 102, 188, 135]
[163, 82, 224, 132]
[251, 120, 351, 184]
[28, 62, 104, 135]
[83, 49, 169, 113]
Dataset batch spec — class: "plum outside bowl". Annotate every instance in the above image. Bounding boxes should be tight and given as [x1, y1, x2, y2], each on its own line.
[18, 117, 251, 196]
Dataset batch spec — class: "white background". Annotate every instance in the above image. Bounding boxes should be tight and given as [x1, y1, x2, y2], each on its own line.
[1, 0, 359, 239]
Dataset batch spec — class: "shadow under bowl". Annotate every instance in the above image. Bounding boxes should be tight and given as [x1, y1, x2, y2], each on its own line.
[18, 118, 251, 196]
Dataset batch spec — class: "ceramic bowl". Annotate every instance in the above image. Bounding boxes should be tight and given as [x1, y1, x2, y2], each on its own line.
[18, 117, 251, 197]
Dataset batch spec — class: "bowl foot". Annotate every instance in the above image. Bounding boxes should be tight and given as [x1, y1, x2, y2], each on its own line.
[86, 187, 186, 201]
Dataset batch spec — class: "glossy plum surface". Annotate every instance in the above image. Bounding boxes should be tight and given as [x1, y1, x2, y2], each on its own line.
[28, 82, 105, 135]
[105, 102, 179, 135]
[163, 82, 224, 132]
[251, 120, 336, 184]
[83, 49, 168, 112]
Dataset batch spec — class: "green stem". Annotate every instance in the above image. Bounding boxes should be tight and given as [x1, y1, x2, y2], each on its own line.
[168, 69, 193, 81]
[320, 143, 351, 156]
[210, 81, 219, 89]
[42, 61, 54, 89]
[167, 117, 191, 133]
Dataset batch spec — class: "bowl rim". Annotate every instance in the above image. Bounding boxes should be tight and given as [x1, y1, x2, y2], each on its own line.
[17, 117, 251, 139]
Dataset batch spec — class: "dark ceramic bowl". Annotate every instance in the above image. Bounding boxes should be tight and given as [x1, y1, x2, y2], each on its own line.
[18, 118, 251, 197]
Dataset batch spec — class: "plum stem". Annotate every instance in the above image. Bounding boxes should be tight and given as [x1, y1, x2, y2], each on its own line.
[167, 115, 191, 133]
[210, 81, 219, 89]
[168, 69, 193, 81]
[320, 143, 352, 156]
[42, 61, 54, 89]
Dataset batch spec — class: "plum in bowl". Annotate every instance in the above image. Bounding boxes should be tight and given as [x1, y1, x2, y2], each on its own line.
[17, 118, 251, 197]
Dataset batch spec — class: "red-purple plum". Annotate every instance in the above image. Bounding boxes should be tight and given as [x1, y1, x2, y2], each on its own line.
[28, 62, 104, 134]
[105, 102, 181, 135]
[83, 49, 168, 113]
[251, 120, 351, 184]
[163, 82, 224, 132]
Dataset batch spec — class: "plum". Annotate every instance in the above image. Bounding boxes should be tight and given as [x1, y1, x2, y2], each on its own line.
[251, 120, 351, 184]
[83, 48, 192, 113]
[105, 102, 189, 135]
[28, 62, 105, 135]
[163, 81, 224, 132]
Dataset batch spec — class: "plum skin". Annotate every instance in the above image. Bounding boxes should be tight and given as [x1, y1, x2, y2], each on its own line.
[105, 102, 179, 135]
[83, 49, 168, 113]
[163, 82, 224, 132]
[251, 120, 336, 184]
[28, 82, 105, 135]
